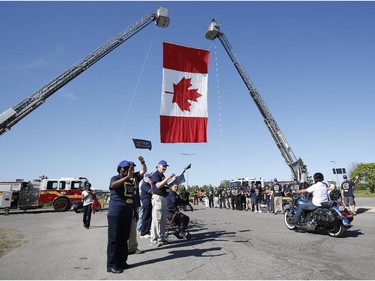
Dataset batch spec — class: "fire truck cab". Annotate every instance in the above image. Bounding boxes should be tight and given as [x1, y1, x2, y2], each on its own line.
[0, 177, 89, 215]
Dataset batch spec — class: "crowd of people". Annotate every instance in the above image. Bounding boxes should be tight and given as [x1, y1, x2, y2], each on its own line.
[192, 175, 359, 215]
[192, 178, 304, 214]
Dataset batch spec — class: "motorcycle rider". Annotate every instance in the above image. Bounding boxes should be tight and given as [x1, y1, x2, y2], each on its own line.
[292, 172, 329, 224]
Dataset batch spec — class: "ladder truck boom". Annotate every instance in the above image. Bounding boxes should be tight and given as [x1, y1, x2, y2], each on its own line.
[0, 7, 169, 136]
[205, 19, 304, 181]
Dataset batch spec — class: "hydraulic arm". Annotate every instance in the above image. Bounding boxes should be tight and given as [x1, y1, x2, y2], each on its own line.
[205, 20, 304, 181]
[0, 7, 169, 136]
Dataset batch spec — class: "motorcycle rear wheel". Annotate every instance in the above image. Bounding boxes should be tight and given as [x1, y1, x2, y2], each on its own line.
[284, 210, 297, 230]
[326, 223, 346, 238]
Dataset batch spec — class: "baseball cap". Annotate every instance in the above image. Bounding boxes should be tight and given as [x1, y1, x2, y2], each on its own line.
[343, 175, 348, 179]
[144, 173, 152, 179]
[118, 160, 131, 168]
[274, 178, 277, 181]
[158, 160, 169, 166]
[328, 179, 332, 182]
[128, 161, 136, 167]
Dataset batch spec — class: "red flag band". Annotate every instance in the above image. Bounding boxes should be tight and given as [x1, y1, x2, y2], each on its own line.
[160, 42, 210, 143]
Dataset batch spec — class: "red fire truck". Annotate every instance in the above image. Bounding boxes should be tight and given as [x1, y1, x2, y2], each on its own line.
[0, 177, 89, 215]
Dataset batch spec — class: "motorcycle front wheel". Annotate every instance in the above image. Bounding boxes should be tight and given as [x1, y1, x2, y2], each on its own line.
[326, 223, 346, 238]
[284, 210, 297, 230]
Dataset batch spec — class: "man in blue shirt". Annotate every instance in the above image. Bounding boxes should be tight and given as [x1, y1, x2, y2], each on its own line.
[341, 175, 359, 214]
[139, 173, 153, 238]
[271, 178, 283, 214]
[150, 160, 175, 246]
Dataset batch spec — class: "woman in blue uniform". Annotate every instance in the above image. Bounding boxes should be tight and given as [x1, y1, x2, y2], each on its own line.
[106, 160, 136, 274]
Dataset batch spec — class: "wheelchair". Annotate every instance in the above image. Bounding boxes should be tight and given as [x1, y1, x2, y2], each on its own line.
[165, 209, 192, 240]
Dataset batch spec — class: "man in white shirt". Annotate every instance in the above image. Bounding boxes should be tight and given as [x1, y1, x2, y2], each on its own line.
[292, 172, 329, 223]
[82, 183, 93, 229]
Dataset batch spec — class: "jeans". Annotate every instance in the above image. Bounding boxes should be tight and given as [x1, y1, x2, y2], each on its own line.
[293, 201, 317, 222]
[83, 204, 92, 227]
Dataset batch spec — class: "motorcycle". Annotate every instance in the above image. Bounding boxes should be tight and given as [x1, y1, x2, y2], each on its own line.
[284, 191, 354, 237]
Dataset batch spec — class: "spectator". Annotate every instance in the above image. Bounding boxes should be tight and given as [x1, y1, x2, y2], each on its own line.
[106, 160, 136, 273]
[167, 185, 190, 239]
[82, 183, 93, 229]
[245, 187, 251, 211]
[208, 190, 214, 208]
[220, 189, 226, 209]
[139, 173, 153, 238]
[150, 160, 175, 246]
[290, 178, 301, 192]
[193, 189, 199, 205]
[327, 179, 336, 195]
[127, 157, 146, 255]
[271, 178, 283, 214]
[230, 188, 237, 210]
[213, 189, 219, 208]
[225, 189, 232, 210]
[341, 175, 359, 214]
[264, 184, 273, 213]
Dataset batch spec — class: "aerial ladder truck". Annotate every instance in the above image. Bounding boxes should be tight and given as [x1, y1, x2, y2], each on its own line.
[205, 20, 306, 182]
[0, 7, 169, 136]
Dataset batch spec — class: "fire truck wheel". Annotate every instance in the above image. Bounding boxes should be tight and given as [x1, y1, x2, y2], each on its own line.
[53, 198, 71, 212]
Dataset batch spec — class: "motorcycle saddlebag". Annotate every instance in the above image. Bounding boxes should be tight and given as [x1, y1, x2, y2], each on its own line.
[314, 208, 336, 223]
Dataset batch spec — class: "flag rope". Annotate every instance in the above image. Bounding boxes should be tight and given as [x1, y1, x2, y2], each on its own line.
[105, 36, 155, 177]
[213, 44, 226, 170]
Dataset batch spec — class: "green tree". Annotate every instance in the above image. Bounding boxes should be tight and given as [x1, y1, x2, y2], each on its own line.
[298, 157, 308, 175]
[351, 162, 375, 193]
[219, 180, 230, 189]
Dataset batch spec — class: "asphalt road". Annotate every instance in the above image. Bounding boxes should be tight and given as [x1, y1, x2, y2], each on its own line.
[0, 197, 374, 280]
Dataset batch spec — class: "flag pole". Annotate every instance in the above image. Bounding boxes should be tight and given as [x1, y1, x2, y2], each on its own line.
[181, 153, 194, 190]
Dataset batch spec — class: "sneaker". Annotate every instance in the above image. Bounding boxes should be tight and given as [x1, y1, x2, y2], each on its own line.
[259, 210, 262, 213]
[255, 210, 258, 213]
[140, 234, 150, 239]
[150, 241, 162, 247]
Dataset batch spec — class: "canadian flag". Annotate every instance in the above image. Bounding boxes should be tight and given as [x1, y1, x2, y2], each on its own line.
[160, 42, 210, 143]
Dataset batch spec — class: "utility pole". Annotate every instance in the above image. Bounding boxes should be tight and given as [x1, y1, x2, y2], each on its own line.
[330, 160, 341, 189]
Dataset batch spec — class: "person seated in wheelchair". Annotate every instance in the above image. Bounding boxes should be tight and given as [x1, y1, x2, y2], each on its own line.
[167, 185, 190, 239]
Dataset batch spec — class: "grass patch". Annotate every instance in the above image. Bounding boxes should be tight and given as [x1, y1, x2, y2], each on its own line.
[356, 190, 375, 197]
[0, 229, 30, 257]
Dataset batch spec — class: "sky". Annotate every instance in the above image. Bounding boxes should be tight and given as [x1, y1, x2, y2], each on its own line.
[1, 1, 375, 190]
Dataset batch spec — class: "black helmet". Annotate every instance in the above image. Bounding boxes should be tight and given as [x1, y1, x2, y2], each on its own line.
[313, 172, 324, 183]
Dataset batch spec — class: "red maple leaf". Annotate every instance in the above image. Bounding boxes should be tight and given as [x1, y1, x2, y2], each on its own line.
[165, 77, 202, 112]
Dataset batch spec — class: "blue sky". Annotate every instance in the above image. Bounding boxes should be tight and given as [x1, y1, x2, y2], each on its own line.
[1, 1, 374, 189]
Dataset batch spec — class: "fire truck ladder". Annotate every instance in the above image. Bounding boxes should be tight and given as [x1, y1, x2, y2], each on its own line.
[0, 7, 169, 136]
[205, 19, 304, 181]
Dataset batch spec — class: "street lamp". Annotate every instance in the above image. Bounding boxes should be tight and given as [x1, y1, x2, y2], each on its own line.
[330, 160, 341, 189]
[181, 153, 194, 190]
